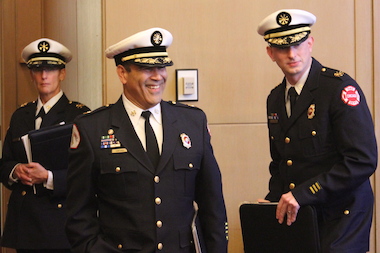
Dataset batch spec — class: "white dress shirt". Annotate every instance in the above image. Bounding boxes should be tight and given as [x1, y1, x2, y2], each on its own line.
[285, 66, 311, 117]
[122, 94, 163, 154]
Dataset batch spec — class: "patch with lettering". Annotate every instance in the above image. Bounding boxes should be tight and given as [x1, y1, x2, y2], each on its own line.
[341, 85, 360, 106]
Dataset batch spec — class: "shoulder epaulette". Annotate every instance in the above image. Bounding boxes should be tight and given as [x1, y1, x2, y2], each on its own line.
[167, 100, 201, 110]
[19, 101, 36, 108]
[83, 104, 113, 116]
[320, 66, 347, 79]
[69, 101, 87, 109]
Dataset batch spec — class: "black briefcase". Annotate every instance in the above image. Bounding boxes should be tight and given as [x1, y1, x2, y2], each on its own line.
[239, 203, 320, 253]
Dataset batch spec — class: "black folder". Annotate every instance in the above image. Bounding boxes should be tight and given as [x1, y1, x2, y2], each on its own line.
[28, 123, 73, 171]
[239, 203, 320, 253]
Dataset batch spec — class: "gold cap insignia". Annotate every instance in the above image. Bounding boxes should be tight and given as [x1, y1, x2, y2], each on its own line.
[38, 41, 50, 53]
[277, 12, 292, 26]
[151, 31, 163, 46]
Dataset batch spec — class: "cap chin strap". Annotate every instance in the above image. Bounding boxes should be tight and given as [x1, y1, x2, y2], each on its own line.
[27, 57, 66, 65]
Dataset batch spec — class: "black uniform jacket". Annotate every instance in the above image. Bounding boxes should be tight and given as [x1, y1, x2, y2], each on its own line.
[0, 94, 89, 249]
[65, 97, 228, 253]
[266, 58, 377, 252]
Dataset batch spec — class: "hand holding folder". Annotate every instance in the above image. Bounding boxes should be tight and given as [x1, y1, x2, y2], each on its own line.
[21, 123, 73, 194]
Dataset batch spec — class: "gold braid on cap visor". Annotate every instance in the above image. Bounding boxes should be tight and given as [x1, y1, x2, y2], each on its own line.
[27, 57, 66, 65]
[266, 31, 309, 46]
[134, 57, 172, 65]
[121, 52, 169, 62]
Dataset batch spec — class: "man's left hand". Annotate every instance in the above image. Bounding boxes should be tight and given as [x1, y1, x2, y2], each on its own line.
[276, 192, 300, 226]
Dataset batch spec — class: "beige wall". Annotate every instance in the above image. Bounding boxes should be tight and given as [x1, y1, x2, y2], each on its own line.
[1, 0, 379, 252]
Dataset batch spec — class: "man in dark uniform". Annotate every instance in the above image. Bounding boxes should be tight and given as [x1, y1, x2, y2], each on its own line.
[0, 38, 90, 253]
[65, 27, 228, 253]
[257, 9, 377, 253]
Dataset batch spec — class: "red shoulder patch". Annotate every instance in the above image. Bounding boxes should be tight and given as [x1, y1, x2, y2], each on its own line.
[341, 85, 360, 106]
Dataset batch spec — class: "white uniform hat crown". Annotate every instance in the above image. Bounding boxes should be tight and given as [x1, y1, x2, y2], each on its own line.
[257, 9, 316, 48]
[105, 27, 173, 67]
[21, 38, 72, 69]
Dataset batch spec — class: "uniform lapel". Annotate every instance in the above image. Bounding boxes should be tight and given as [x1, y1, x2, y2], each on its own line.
[110, 98, 154, 173]
[24, 102, 37, 131]
[275, 81, 288, 128]
[40, 94, 68, 127]
[155, 101, 179, 174]
[283, 90, 314, 131]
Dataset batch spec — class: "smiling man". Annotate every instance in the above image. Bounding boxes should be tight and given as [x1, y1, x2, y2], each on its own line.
[257, 9, 377, 253]
[65, 28, 228, 253]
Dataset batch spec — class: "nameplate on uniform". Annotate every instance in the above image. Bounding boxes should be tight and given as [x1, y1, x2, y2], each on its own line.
[112, 148, 128, 154]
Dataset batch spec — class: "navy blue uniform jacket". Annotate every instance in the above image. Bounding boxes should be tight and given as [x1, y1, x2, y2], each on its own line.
[266, 58, 377, 253]
[0, 94, 89, 249]
[65, 98, 228, 253]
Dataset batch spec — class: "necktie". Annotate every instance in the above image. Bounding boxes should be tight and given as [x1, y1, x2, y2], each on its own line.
[35, 108, 46, 129]
[141, 111, 160, 168]
[288, 87, 298, 116]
